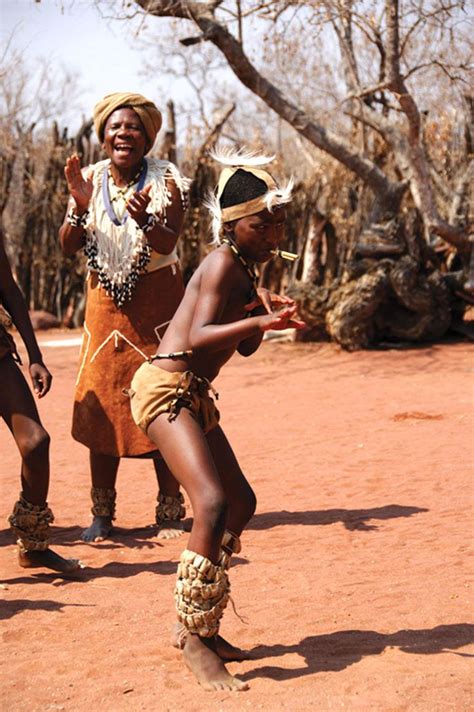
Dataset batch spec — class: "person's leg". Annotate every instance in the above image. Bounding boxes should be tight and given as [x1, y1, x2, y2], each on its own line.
[205, 425, 257, 662]
[80, 451, 120, 542]
[153, 458, 186, 540]
[147, 410, 247, 691]
[206, 425, 257, 537]
[0, 357, 80, 572]
[171, 423, 256, 661]
[148, 410, 226, 560]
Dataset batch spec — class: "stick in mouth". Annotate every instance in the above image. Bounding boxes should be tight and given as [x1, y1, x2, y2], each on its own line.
[271, 249, 299, 262]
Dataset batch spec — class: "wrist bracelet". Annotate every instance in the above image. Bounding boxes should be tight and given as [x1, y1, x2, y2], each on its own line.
[66, 208, 89, 228]
[140, 212, 159, 233]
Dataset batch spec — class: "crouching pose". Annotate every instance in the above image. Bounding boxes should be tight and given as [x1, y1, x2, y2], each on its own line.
[0, 230, 80, 573]
[128, 148, 304, 691]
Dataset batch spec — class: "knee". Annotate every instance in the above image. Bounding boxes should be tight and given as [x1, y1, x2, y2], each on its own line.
[227, 481, 256, 529]
[195, 492, 228, 534]
[18, 425, 50, 463]
[240, 483, 257, 525]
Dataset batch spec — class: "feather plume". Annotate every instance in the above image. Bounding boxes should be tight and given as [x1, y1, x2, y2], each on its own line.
[210, 144, 275, 168]
[203, 189, 223, 245]
[264, 176, 294, 212]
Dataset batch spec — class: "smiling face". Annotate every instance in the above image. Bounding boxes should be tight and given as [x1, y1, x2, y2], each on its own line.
[103, 107, 148, 171]
[225, 206, 287, 263]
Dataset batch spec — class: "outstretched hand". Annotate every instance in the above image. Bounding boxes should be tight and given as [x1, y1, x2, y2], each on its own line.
[245, 288, 306, 331]
[127, 184, 152, 226]
[260, 305, 306, 332]
[245, 287, 295, 314]
[64, 154, 93, 212]
[29, 362, 52, 398]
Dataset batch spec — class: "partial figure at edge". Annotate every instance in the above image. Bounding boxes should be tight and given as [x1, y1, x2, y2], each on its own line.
[0, 230, 81, 573]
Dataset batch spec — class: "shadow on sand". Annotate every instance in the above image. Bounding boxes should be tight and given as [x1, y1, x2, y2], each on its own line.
[247, 504, 428, 532]
[0, 504, 427, 556]
[242, 623, 474, 682]
[0, 598, 92, 621]
[0, 557, 179, 591]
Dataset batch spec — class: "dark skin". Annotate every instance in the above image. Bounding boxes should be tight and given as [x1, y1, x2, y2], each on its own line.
[59, 106, 185, 542]
[144, 206, 304, 691]
[0, 231, 80, 573]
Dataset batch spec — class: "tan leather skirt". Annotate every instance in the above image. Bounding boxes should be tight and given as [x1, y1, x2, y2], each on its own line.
[72, 264, 184, 457]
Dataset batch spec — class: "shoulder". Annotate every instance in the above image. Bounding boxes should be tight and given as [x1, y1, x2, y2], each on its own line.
[83, 159, 107, 184]
[204, 246, 235, 269]
[147, 158, 191, 191]
[198, 247, 241, 285]
[86, 159, 108, 173]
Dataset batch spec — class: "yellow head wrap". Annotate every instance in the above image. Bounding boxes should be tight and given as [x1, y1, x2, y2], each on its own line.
[93, 92, 162, 151]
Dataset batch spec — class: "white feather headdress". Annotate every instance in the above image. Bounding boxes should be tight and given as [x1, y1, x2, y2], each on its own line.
[207, 144, 293, 244]
[264, 176, 294, 212]
[209, 145, 275, 168]
[203, 189, 223, 245]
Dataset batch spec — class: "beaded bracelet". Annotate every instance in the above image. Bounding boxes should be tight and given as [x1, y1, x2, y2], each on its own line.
[66, 208, 89, 228]
[140, 212, 159, 233]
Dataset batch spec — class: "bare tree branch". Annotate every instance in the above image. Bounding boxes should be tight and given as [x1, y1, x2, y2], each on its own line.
[132, 0, 470, 250]
[135, 0, 402, 205]
[385, 0, 468, 250]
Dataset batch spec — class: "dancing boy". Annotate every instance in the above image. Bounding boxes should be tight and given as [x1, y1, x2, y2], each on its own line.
[129, 148, 304, 690]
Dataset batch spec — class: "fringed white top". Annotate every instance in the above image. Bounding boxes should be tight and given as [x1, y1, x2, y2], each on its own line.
[83, 158, 190, 306]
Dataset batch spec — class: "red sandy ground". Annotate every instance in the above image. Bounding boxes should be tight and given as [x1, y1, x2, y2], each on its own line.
[1, 333, 473, 712]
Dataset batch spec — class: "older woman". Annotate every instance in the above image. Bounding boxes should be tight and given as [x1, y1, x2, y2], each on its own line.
[59, 92, 189, 542]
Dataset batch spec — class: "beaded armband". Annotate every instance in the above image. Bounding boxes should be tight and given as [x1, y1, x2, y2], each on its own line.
[66, 208, 89, 228]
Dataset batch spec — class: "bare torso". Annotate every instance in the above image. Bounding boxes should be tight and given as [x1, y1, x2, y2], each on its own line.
[153, 246, 254, 381]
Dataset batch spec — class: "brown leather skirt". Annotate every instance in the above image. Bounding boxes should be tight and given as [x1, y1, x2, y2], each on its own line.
[72, 264, 184, 457]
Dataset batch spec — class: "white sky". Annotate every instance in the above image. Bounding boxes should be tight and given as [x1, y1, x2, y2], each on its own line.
[1, 0, 188, 131]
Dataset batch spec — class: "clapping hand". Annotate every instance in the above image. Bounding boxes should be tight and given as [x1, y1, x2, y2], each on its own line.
[127, 184, 152, 226]
[64, 154, 94, 212]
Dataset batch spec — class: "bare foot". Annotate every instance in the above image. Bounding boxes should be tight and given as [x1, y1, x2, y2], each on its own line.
[183, 634, 249, 691]
[156, 519, 186, 540]
[171, 624, 251, 661]
[19, 548, 83, 573]
[213, 635, 253, 662]
[80, 516, 113, 542]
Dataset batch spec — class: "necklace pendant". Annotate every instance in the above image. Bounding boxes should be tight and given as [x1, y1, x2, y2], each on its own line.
[103, 160, 148, 227]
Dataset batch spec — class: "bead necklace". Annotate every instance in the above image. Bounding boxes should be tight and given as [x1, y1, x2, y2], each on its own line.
[221, 236, 258, 296]
[109, 165, 144, 202]
[102, 160, 147, 226]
